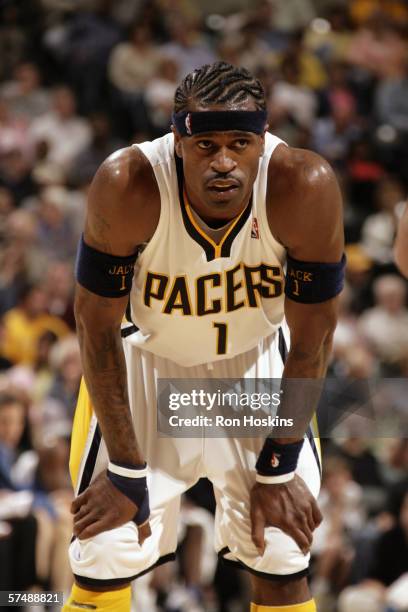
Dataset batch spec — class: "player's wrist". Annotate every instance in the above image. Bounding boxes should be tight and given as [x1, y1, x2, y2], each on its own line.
[255, 472, 295, 484]
[107, 461, 150, 525]
[108, 461, 148, 478]
[255, 438, 304, 484]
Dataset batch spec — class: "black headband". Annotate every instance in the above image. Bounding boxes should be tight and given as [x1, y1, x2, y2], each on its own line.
[172, 110, 268, 136]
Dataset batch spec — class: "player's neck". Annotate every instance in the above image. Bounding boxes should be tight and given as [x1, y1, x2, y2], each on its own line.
[184, 186, 251, 228]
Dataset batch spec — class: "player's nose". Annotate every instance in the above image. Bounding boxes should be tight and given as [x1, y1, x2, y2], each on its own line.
[210, 147, 237, 174]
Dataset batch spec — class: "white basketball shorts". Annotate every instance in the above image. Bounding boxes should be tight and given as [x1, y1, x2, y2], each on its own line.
[68, 326, 321, 587]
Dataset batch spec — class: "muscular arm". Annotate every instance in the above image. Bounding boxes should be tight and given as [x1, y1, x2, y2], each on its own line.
[394, 204, 408, 278]
[268, 147, 344, 442]
[75, 147, 159, 464]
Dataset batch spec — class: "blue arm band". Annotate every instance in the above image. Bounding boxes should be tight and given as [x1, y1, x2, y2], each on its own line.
[285, 254, 346, 304]
[75, 235, 139, 298]
[107, 462, 150, 526]
[255, 439, 304, 477]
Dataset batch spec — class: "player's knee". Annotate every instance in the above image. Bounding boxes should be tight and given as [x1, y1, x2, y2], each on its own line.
[250, 574, 310, 606]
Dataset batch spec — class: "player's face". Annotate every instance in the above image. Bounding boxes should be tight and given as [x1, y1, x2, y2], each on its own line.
[174, 101, 266, 222]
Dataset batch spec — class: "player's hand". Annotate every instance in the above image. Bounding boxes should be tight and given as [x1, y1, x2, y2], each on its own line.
[250, 474, 322, 556]
[71, 472, 151, 543]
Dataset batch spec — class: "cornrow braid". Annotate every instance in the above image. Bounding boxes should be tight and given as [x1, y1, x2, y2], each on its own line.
[174, 61, 266, 112]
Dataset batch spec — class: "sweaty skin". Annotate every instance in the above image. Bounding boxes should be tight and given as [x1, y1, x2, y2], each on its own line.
[73, 99, 343, 604]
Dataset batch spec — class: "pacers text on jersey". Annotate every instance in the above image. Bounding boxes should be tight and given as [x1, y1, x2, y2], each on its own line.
[144, 262, 283, 316]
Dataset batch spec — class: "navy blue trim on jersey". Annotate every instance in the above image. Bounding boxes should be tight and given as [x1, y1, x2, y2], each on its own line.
[77, 425, 101, 495]
[121, 324, 139, 338]
[278, 327, 288, 364]
[285, 254, 346, 304]
[218, 547, 309, 581]
[73, 552, 177, 587]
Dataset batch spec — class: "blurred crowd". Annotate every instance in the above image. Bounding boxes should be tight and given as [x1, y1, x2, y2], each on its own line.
[0, 0, 407, 610]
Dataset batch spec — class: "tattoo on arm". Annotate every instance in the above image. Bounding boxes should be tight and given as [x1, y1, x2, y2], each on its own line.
[77, 315, 143, 465]
[272, 335, 333, 442]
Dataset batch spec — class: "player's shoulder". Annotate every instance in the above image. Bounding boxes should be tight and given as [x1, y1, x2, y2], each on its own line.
[268, 144, 337, 202]
[92, 144, 157, 200]
[86, 143, 161, 249]
[266, 144, 343, 249]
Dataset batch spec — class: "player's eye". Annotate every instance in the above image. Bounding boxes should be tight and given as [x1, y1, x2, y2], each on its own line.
[234, 139, 249, 149]
[197, 140, 213, 150]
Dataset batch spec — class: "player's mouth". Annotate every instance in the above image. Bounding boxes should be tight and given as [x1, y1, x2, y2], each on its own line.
[207, 179, 241, 201]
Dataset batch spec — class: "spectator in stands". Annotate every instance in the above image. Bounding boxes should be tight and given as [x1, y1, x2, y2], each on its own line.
[304, 4, 353, 63]
[0, 148, 38, 206]
[0, 62, 51, 122]
[0, 3, 26, 81]
[62, 3, 122, 113]
[69, 111, 125, 187]
[145, 58, 179, 137]
[0, 284, 69, 366]
[312, 456, 365, 608]
[312, 85, 360, 167]
[29, 86, 91, 175]
[46, 334, 82, 424]
[160, 16, 217, 80]
[0, 390, 72, 593]
[269, 53, 317, 130]
[375, 61, 408, 133]
[0, 97, 30, 159]
[347, 15, 408, 79]
[0, 241, 29, 316]
[43, 262, 75, 330]
[359, 274, 408, 372]
[108, 21, 162, 134]
[338, 489, 408, 612]
[36, 186, 78, 261]
[361, 176, 406, 265]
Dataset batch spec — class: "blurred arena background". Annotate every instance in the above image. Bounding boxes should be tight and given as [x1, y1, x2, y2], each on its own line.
[0, 0, 407, 610]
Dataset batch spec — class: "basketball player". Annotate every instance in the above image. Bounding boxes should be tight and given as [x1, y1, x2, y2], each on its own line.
[63, 62, 344, 612]
[395, 204, 408, 277]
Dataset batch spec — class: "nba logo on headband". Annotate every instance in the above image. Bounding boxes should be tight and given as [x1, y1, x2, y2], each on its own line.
[185, 113, 192, 136]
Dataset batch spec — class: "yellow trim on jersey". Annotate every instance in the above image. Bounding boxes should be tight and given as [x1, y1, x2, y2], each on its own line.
[183, 190, 248, 258]
[69, 378, 93, 489]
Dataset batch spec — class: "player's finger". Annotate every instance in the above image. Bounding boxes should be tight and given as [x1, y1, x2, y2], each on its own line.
[250, 505, 266, 555]
[71, 491, 88, 514]
[311, 499, 323, 527]
[72, 501, 90, 522]
[77, 518, 108, 540]
[73, 511, 98, 537]
[289, 528, 310, 555]
[305, 505, 314, 532]
[298, 517, 313, 547]
[137, 521, 151, 545]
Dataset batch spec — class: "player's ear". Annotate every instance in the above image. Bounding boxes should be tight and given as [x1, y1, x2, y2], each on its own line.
[171, 125, 183, 158]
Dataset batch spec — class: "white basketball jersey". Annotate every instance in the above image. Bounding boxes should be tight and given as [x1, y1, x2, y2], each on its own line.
[124, 132, 286, 367]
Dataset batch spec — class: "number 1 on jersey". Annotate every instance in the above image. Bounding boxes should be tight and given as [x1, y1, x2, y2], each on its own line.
[213, 322, 227, 355]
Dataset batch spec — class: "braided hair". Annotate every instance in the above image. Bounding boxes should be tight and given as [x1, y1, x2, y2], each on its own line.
[174, 61, 266, 112]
